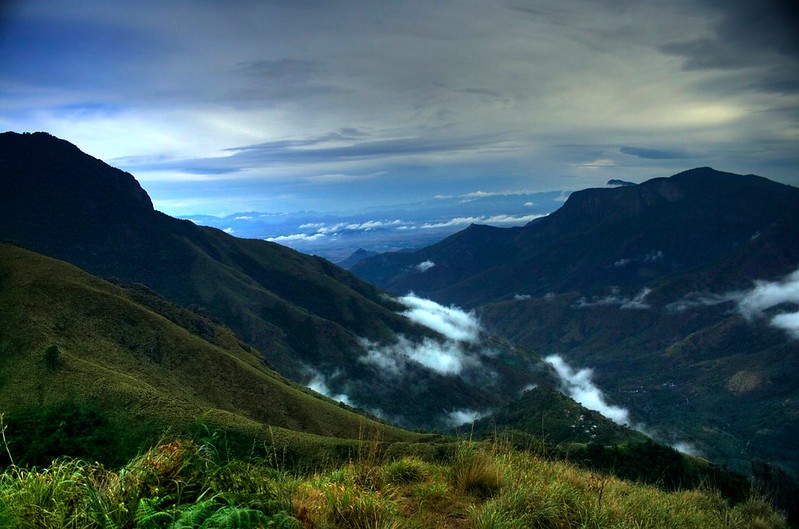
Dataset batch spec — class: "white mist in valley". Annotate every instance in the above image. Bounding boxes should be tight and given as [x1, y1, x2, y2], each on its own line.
[544, 354, 630, 425]
[544, 354, 700, 455]
[737, 268, 799, 339]
[668, 267, 799, 339]
[397, 293, 481, 343]
[305, 293, 498, 427]
[306, 370, 353, 406]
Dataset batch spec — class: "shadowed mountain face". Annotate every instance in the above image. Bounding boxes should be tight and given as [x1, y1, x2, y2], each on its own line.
[0, 133, 405, 376]
[0, 132, 554, 429]
[353, 168, 799, 475]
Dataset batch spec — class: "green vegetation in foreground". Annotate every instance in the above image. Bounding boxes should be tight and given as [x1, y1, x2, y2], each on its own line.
[0, 435, 787, 529]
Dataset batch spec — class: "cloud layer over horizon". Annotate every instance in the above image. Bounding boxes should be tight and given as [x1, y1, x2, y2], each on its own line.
[1, 0, 797, 215]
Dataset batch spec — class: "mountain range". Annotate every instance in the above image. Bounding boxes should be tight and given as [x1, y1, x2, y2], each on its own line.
[1, 131, 797, 481]
[0, 132, 559, 431]
[352, 167, 799, 474]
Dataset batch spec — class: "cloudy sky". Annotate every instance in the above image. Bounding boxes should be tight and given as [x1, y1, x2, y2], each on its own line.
[1, 0, 797, 216]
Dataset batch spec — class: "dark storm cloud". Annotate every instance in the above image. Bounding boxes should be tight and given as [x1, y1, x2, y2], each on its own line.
[661, 0, 799, 93]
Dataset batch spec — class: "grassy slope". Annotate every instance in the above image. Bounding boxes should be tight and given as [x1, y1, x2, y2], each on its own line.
[0, 438, 787, 529]
[0, 244, 420, 465]
[0, 132, 428, 383]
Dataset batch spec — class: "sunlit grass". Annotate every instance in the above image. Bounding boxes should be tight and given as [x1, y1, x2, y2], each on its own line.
[0, 436, 788, 529]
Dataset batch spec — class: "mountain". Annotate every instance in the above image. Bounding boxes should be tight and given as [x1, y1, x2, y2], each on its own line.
[338, 248, 378, 269]
[352, 168, 799, 475]
[0, 131, 554, 429]
[6, 243, 757, 506]
[353, 167, 799, 307]
[607, 179, 636, 187]
[0, 243, 423, 466]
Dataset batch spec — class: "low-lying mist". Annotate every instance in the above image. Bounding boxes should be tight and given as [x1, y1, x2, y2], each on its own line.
[303, 293, 530, 429]
[544, 354, 700, 455]
[668, 267, 799, 339]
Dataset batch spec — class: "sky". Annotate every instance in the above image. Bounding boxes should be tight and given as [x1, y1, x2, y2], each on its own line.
[1, 0, 797, 216]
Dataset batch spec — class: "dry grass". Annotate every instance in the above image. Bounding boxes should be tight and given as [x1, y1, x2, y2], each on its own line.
[0, 436, 788, 529]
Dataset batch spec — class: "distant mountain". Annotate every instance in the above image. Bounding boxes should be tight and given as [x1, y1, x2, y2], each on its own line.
[0, 244, 421, 465]
[180, 192, 565, 262]
[338, 248, 378, 269]
[607, 179, 636, 187]
[353, 167, 799, 307]
[0, 132, 551, 429]
[352, 168, 799, 474]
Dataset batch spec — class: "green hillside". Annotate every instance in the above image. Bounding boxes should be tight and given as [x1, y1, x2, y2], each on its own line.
[0, 131, 549, 429]
[0, 243, 421, 467]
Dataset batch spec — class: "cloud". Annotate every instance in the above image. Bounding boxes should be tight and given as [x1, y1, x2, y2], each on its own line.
[667, 268, 799, 339]
[665, 292, 738, 312]
[620, 147, 688, 160]
[446, 409, 490, 428]
[458, 189, 538, 200]
[3, 0, 798, 217]
[359, 336, 475, 377]
[303, 219, 405, 235]
[575, 158, 615, 169]
[306, 370, 353, 406]
[737, 269, 799, 338]
[266, 233, 326, 242]
[357, 294, 490, 378]
[544, 355, 630, 425]
[613, 250, 665, 268]
[415, 260, 436, 272]
[620, 288, 652, 310]
[574, 287, 652, 310]
[545, 355, 702, 455]
[671, 441, 701, 457]
[397, 294, 481, 343]
[420, 213, 547, 229]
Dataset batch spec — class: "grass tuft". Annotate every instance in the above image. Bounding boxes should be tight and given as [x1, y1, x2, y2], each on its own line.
[382, 457, 429, 486]
[450, 444, 504, 499]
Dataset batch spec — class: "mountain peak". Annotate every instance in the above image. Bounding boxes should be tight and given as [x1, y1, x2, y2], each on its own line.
[0, 131, 154, 216]
[607, 179, 636, 187]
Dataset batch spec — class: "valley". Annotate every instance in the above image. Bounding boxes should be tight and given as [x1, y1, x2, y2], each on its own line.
[0, 132, 796, 526]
